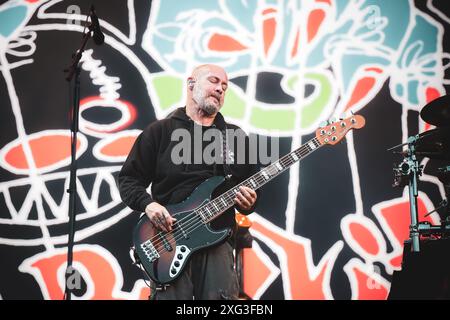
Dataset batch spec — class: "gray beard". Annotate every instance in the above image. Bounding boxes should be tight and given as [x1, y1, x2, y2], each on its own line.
[200, 103, 218, 116]
[193, 88, 219, 116]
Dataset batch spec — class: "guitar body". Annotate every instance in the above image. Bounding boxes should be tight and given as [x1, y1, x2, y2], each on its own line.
[133, 176, 231, 284]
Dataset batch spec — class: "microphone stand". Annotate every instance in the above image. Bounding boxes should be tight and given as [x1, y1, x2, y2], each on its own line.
[63, 18, 96, 301]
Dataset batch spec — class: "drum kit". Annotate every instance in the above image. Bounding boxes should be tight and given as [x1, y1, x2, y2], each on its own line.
[389, 95, 450, 252]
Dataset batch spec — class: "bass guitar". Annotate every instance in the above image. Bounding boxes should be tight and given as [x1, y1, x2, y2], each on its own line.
[132, 115, 365, 284]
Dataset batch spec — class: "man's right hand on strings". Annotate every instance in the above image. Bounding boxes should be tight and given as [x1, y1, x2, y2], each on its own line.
[145, 202, 177, 232]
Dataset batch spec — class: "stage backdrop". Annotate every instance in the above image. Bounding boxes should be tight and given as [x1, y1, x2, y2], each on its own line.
[1, 0, 449, 300]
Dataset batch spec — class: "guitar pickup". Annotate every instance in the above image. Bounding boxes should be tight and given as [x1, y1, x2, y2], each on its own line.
[176, 222, 189, 239]
[158, 232, 173, 252]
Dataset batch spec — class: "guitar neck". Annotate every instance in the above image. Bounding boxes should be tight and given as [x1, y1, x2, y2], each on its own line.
[196, 137, 323, 222]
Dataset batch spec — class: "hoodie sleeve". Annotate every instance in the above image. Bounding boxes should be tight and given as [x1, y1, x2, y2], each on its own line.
[118, 124, 159, 212]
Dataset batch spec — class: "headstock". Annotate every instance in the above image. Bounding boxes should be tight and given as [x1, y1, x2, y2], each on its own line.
[315, 115, 366, 146]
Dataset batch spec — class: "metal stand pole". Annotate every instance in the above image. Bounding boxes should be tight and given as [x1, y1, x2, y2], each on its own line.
[405, 136, 421, 252]
[63, 14, 95, 300]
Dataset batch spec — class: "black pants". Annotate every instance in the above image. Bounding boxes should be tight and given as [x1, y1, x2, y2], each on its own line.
[153, 241, 239, 300]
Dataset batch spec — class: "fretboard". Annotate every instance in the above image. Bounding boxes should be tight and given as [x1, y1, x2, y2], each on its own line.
[196, 137, 323, 222]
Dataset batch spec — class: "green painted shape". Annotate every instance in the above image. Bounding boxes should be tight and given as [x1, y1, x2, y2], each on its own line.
[287, 75, 298, 91]
[300, 72, 333, 128]
[221, 87, 246, 119]
[152, 75, 183, 110]
[250, 106, 296, 131]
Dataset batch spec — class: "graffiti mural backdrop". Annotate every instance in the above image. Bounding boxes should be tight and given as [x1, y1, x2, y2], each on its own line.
[1, 0, 449, 299]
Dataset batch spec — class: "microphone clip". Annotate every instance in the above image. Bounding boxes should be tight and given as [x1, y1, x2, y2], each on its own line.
[88, 5, 104, 45]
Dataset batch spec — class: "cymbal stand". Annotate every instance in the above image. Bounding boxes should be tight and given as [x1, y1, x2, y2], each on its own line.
[392, 135, 423, 252]
[438, 166, 450, 223]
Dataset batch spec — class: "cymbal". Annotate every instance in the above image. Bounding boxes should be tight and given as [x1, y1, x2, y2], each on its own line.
[416, 127, 450, 160]
[420, 95, 450, 127]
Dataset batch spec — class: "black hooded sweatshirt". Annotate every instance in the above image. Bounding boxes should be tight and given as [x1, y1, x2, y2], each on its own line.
[118, 107, 259, 230]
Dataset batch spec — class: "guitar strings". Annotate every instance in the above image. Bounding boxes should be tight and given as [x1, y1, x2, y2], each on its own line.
[147, 137, 321, 255]
[146, 138, 321, 254]
[157, 137, 321, 249]
[147, 137, 321, 254]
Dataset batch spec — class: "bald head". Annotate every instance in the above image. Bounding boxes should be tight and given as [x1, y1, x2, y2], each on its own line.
[186, 64, 229, 118]
[190, 64, 227, 81]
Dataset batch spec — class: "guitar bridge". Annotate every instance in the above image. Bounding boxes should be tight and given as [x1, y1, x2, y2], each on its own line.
[140, 239, 160, 262]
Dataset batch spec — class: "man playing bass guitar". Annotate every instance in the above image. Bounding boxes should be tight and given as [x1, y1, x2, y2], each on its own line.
[119, 64, 259, 300]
